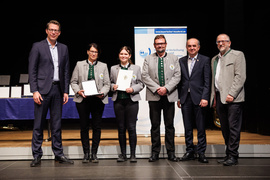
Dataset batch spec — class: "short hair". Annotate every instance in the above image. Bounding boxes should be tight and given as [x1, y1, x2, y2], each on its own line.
[46, 20, 61, 31]
[186, 38, 200, 46]
[154, 35, 167, 44]
[87, 43, 101, 56]
[217, 33, 231, 41]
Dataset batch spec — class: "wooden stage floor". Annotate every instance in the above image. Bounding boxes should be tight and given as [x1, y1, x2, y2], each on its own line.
[1, 129, 270, 147]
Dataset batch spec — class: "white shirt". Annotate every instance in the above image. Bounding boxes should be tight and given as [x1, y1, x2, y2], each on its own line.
[215, 54, 222, 91]
[47, 38, 59, 81]
[188, 54, 198, 75]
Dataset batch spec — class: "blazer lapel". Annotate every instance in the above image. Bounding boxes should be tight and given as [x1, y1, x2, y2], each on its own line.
[57, 43, 62, 67]
[182, 56, 189, 78]
[43, 40, 53, 65]
[190, 54, 200, 77]
[83, 61, 89, 81]
[154, 56, 159, 80]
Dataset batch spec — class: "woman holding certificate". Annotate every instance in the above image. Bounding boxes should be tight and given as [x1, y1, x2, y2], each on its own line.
[70, 43, 110, 163]
[110, 46, 144, 163]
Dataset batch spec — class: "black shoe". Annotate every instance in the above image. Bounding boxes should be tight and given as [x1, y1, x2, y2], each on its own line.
[168, 153, 180, 162]
[149, 154, 159, 162]
[217, 156, 229, 164]
[180, 152, 196, 161]
[223, 156, 238, 166]
[91, 154, 99, 163]
[30, 156, 41, 167]
[55, 156, 74, 164]
[198, 154, 208, 163]
[82, 153, 90, 163]
[117, 154, 127, 162]
[130, 155, 137, 163]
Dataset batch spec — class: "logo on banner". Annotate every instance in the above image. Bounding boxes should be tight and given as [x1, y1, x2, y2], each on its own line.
[139, 48, 151, 58]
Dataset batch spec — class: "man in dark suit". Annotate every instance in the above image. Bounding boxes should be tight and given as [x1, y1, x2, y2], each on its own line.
[28, 20, 73, 167]
[177, 38, 211, 163]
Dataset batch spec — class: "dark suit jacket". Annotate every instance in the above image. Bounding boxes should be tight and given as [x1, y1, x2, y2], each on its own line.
[28, 39, 70, 95]
[178, 54, 211, 105]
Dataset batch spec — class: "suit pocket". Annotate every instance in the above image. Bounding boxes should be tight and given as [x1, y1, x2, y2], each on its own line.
[226, 63, 234, 66]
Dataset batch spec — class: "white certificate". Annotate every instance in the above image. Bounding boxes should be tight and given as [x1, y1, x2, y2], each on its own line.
[116, 69, 133, 91]
[82, 80, 102, 96]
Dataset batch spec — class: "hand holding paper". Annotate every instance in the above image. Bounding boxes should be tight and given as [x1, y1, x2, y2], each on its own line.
[82, 80, 102, 96]
[116, 69, 133, 91]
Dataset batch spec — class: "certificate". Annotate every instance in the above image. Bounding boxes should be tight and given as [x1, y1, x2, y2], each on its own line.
[82, 80, 102, 96]
[116, 69, 133, 91]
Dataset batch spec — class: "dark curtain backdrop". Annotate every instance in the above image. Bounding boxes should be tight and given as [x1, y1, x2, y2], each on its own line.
[1, 1, 269, 135]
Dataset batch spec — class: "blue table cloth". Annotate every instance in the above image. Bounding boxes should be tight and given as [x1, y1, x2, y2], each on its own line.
[0, 97, 115, 120]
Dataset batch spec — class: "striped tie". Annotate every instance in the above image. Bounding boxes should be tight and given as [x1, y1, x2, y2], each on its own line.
[189, 58, 196, 76]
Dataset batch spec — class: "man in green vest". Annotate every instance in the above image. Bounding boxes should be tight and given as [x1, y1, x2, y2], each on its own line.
[142, 35, 181, 162]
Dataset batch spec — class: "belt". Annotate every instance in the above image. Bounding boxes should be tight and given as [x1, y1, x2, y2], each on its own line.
[52, 81, 60, 85]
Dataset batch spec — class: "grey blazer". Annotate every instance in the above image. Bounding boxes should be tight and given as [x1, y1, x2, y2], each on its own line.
[70, 60, 110, 104]
[142, 53, 181, 102]
[110, 64, 144, 102]
[210, 49, 246, 105]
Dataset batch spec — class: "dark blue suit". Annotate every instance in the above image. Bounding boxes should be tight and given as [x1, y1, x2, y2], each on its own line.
[178, 54, 211, 154]
[29, 39, 70, 158]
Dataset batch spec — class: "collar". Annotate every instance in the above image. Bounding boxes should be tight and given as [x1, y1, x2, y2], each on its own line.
[46, 38, 57, 47]
[188, 54, 198, 60]
[119, 63, 131, 69]
[218, 48, 231, 59]
[155, 52, 167, 58]
[87, 59, 98, 66]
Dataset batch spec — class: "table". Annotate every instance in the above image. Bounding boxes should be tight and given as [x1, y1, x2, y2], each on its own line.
[0, 97, 115, 120]
[0, 97, 116, 141]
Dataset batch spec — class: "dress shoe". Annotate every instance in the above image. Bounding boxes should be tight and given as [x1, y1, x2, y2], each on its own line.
[117, 154, 127, 162]
[198, 154, 208, 163]
[130, 155, 137, 163]
[223, 156, 238, 166]
[82, 153, 90, 163]
[180, 152, 196, 161]
[217, 156, 229, 164]
[30, 156, 41, 167]
[55, 155, 74, 164]
[91, 154, 99, 163]
[149, 154, 159, 162]
[168, 153, 180, 162]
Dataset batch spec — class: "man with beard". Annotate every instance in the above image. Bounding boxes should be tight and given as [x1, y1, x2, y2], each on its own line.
[142, 35, 181, 162]
[210, 34, 246, 166]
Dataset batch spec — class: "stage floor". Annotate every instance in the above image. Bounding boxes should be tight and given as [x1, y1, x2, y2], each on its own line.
[1, 129, 270, 147]
[1, 129, 270, 160]
[1, 158, 270, 179]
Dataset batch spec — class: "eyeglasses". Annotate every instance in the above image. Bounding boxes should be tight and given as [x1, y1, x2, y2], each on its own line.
[89, 51, 98, 54]
[216, 40, 230, 44]
[47, 29, 60, 33]
[154, 43, 166, 46]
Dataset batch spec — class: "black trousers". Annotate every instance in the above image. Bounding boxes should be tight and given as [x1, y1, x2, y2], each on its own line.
[76, 96, 105, 154]
[216, 92, 243, 158]
[114, 98, 138, 155]
[149, 96, 175, 155]
[181, 93, 207, 154]
[32, 83, 64, 158]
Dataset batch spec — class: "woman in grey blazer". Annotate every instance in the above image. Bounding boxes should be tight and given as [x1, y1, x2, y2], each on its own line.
[70, 43, 110, 163]
[110, 46, 144, 162]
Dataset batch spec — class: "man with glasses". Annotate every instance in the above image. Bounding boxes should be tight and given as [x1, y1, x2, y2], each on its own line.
[210, 34, 246, 166]
[29, 20, 73, 167]
[142, 35, 181, 162]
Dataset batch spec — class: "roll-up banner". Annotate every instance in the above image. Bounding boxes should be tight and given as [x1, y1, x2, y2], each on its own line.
[134, 26, 187, 136]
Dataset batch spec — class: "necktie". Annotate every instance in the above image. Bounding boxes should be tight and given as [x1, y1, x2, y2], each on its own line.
[189, 58, 195, 76]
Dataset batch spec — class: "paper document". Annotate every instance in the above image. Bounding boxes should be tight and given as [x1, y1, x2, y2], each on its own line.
[82, 80, 102, 96]
[116, 69, 133, 91]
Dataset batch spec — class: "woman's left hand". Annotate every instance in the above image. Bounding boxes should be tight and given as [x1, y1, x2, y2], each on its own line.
[126, 88, 134, 94]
